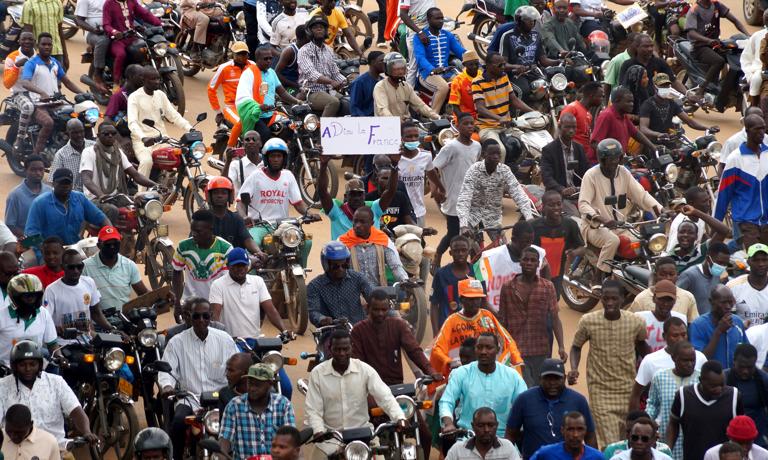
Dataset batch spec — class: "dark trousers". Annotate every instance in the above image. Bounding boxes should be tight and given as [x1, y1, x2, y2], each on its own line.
[376, 0, 386, 43]
[254, 118, 272, 143]
[171, 403, 194, 460]
[436, 214, 460, 257]
[693, 46, 732, 106]
[243, 2, 259, 59]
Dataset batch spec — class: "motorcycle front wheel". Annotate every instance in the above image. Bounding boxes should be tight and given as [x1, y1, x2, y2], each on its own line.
[298, 156, 338, 206]
[0, 139, 25, 177]
[563, 258, 600, 313]
[401, 286, 428, 344]
[285, 273, 309, 335]
[147, 241, 175, 290]
[163, 72, 186, 116]
[183, 185, 209, 222]
[91, 399, 139, 460]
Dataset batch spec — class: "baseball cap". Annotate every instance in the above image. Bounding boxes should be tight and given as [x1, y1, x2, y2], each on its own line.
[306, 15, 329, 29]
[98, 225, 122, 242]
[227, 247, 250, 266]
[652, 279, 676, 299]
[462, 50, 479, 64]
[345, 179, 366, 193]
[726, 415, 758, 442]
[245, 363, 275, 381]
[230, 41, 249, 54]
[748, 243, 768, 258]
[458, 279, 485, 298]
[540, 359, 565, 377]
[652, 73, 672, 87]
[51, 168, 74, 183]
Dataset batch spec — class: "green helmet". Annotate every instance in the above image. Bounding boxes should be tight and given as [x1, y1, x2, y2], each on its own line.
[7, 274, 43, 312]
[596, 138, 624, 160]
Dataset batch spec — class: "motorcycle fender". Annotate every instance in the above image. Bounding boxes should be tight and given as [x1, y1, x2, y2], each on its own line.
[471, 12, 490, 24]
[158, 66, 176, 75]
[344, 3, 363, 11]
[291, 264, 305, 277]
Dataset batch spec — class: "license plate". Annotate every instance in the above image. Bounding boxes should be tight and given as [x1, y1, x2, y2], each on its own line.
[118, 378, 133, 397]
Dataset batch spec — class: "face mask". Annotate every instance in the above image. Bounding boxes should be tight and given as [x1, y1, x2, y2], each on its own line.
[403, 141, 421, 150]
[709, 258, 726, 277]
[657, 87, 674, 99]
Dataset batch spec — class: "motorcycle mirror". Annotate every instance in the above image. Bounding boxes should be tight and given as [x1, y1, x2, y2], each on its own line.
[147, 360, 173, 373]
[460, 2, 473, 12]
[566, 160, 579, 170]
[142, 119, 155, 128]
[196, 112, 207, 123]
[603, 195, 618, 206]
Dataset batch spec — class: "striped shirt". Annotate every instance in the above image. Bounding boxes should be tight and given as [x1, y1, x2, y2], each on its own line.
[220, 392, 296, 457]
[456, 161, 534, 229]
[647, 368, 700, 460]
[472, 74, 514, 130]
[297, 41, 345, 93]
[157, 327, 239, 410]
[21, 0, 64, 55]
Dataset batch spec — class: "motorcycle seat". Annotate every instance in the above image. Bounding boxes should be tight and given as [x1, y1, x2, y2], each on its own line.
[252, 337, 283, 351]
[624, 265, 651, 286]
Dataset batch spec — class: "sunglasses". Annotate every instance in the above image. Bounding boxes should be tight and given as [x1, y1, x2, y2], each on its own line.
[328, 261, 348, 270]
[630, 435, 651, 443]
[65, 263, 85, 271]
[192, 312, 211, 320]
[244, 137, 260, 143]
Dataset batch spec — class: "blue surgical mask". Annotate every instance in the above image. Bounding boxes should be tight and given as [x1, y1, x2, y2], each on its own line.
[403, 141, 421, 151]
[709, 258, 726, 277]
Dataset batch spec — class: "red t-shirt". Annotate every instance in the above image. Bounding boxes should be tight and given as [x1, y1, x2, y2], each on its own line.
[560, 100, 594, 164]
[22, 265, 64, 288]
[591, 104, 638, 155]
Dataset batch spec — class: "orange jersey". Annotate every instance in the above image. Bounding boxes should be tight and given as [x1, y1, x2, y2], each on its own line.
[207, 59, 255, 111]
[4, 49, 30, 91]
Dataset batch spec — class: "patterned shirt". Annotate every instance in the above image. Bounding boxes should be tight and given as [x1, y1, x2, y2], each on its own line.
[449, 69, 481, 118]
[497, 273, 558, 357]
[171, 237, 232, 301]
[413, 27, 465, 80]
[350, 242, 408, 286]
[647, 368, 700, 460]
[297, 41, 345, 92]
[21, 0, 64, 55]
[456, 161, 534, 229]
[307, 271, 373, 327]
[219, 392, 295, 458]
[49, 140, 95, 191]
[472, 74, 515, 130]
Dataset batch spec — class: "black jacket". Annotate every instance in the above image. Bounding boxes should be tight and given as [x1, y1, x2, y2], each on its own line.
[540, 138, 589, 192]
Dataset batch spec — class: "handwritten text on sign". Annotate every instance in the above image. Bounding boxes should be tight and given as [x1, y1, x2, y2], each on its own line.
[320, 116, 401, 155]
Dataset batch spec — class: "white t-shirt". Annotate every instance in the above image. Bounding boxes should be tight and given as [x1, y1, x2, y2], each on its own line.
[228, 156, 261, 195]
[728, 274, 768, 327]
[270, 10, 310, 47]
[74, 0, 104, 28]
[398, 150, 434, 218]
[432, 140, 481, 216]
[239, 167, 302, 221]
[635, 310, 688, 352]
[0, 306, 57, 365]
[703, 443, 768, 460]
[635, 347, 707, 386]
[747, 322, 768, 368]
[79, 145, 134, 200]
[43, 276, 101, 341]
[569, 0, 604, 20]
[611, 448, 673, 460]
[665, 213, 706, 252]
[209, 273, 272, 337]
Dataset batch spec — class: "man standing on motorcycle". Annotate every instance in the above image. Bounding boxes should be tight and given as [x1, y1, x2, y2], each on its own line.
[298, 16, 347, 117]
[412, 7, 465, 112]
[127, 66, 193, 185]
[373, 52, 440, 120]
[206, 176, 268, 260]
[18, 33, 86, 157]
[0, 341, 99, 449]
[578, 138, 666, 287]
[102, 0, 162, 84]
[158, 298, 239, 460]
[310, 0, 365, 58]
[208, 42, 255, 138]
[75, 0, 110, 93]
[741, 10, 768, 107]
[684, 0, 749, 111]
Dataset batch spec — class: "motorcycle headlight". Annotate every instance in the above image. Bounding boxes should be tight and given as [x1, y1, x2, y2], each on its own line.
[550, 73, 568, 92]
[236, 11, 246, 29]
[600, 60, 610, 75]
[530, 79, 547, 95]
[396, 395, 416, 419]
[103, 347, 126, 372]
[153, 42, 168, 56]
[84, 107, 100, 124]
[262, 351, 284, 372]
[190, 141, 206, 160]
[138, 328, 158, 347]
[203, 409, 220, 435]
[150, 6, 164, 16]
[707, 141, 722, 159]
[438, 128, 455, 146]
[344, 441, 371, 460]
[280, 227, 302, 248]
[144, 199, 164, 221]
[304, 114, 319, 132]
[664, 164, 679, 182]
[648, 233, 668, 255]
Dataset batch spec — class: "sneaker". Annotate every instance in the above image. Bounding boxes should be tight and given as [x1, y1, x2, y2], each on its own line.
[376, 42, 389, 50]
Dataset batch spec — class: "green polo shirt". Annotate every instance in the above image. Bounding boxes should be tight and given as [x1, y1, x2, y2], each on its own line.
[83, 253, 141, 311]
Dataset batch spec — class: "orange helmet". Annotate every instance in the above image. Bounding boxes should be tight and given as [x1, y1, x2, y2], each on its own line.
[206, 176, 234, 203]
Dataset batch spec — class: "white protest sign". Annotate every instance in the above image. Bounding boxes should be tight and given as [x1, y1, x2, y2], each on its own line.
[320, 116, 401, 155]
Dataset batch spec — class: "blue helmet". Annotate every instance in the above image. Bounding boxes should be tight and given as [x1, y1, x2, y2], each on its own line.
[321, 241, 351, 272]
[262, 138, 289, 168]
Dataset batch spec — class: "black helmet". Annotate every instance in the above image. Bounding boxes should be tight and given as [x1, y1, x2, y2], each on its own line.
[596, 138, 624, 160]
[10, 340, 43, 365]
[383, 52, 407, 77]
[306, 14, 329, 30]
[134, 428, 172, 460]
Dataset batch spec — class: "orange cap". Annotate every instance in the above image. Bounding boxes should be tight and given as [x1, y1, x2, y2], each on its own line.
[458, 279, 485, 298]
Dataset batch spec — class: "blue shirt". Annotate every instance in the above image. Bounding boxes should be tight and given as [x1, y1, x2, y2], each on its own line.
[439, 361, 528, 437]
[725, 368, 768, 447]
[21, 55, 65, 99]
[507, 387, 595, 459]
[260, 68, 282, 119]
[530, 442, 603, 460]
[489, 22, 516, 54]
[326, 199, 384, 240]
[5, 180, 51, 233]
[412, 28, 465, 80]
[690, 313, 749, 368]
[349, 72, 380, 117]
[25, 191, 107, 245]
[429, 264, 469, 331]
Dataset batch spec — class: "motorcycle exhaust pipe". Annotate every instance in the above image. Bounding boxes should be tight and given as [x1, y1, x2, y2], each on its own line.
[207, 157, 225, 171]
[562, 275, 599, 299]
[467, 33, 491, 46]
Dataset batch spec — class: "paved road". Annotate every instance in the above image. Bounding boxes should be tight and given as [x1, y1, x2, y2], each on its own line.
[0, 0, 756, 456]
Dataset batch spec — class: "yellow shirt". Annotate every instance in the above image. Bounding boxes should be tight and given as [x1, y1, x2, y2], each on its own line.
[2, 426, 60, 460]
[310, 7, 348, 45]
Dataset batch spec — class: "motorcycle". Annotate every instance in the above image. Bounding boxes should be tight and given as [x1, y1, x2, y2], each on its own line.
[0, 92, 99, 176]
[415, 118, 457, 157]
[670, 33, 749, 115]
[377, 281, 430, 345]
[668, 128, 722, 204]
[0, 0, 23, 59]
[371, 377, 435, 460]
[458, 0, 505, 61]
[744, 0, 768, 25]
[142, 112, 211, 222]
[234, 334, 297, 394]
[298, 318, 352, 374]
[247, 213, 321, 334]
[562, 209, 670, 312]
[100, 191, 176, 289]
[60, 331, 140, 460]
[498, 110, 554, 185]
[627, 148, 680, 208]
[80, 26, 185, 114]
[175, 1, 246, 77]
[145, 0, 183, 44]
